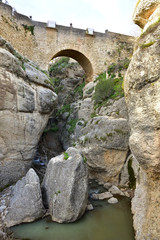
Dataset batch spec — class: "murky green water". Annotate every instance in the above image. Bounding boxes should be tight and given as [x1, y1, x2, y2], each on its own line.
[12, 196, 135, 240]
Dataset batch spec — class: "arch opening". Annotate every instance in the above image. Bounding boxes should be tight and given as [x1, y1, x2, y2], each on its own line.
[50, 49, 93, 83]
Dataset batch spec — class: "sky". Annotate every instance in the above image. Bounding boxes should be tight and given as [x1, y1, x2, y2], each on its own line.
[6, 0, 141, 36]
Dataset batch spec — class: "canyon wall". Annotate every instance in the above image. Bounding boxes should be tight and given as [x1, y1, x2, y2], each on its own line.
[124, 0, 160, 239]
[0, 37, 57, 190]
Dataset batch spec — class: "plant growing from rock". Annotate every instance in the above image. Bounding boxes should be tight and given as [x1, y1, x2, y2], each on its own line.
[64, 152, 69, 160]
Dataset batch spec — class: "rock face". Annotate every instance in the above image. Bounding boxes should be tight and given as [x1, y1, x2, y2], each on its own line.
[42, 54, 131, 185]
[120, 154, 140, 187]
[133, 0, 160, 28]
[124, 1, 160, 239]
[78, 115, 129, 184]
[3, 169, 44, 227]
[0, 37, 57, 190]
[42, 147, 88, 223]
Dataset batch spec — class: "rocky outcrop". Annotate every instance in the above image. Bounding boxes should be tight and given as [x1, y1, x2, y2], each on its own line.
[0, 37, 57, 190]
[78, 115, 129, 184]
[42, 147, 88, 223]
[133, 0, 160, 28]
[124, 1, 160, 239]
[2, 168, 44, 227]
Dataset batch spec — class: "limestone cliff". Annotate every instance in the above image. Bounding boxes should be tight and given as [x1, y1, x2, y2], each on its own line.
[0, 37, 57, 190]
[124, 0, 160, 239]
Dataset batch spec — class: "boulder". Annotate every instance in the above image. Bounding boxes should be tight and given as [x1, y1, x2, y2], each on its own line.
[108, 185, 124, 196]
[42, 147, 88, 223]
[92, 191, 113, 200]
[108, 197, 118, 204]
[4, 169, 44, 227]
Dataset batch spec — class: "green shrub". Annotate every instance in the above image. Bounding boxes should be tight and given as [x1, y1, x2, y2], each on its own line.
[94, 72, 106, 82]
[107, 63, 117, 77]
[83, 156, 87, 163]
[67, 119, 79, 133]
[74, 82, 85, 97]
[107, 58, 130, 77]
[22, 24, 35, 35]
[111, 77, 124, 99]
[64, 152, 69, 160]
[49, 57, 70, 75]
[43, 123, 59, 133]
[57, 104, 71, 116]
[93, 78, 115, 105]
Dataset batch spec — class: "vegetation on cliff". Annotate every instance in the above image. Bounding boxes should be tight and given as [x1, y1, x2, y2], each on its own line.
[93, 58, 130, 109]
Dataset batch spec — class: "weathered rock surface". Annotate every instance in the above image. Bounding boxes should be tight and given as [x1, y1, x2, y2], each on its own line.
[124, 1, 160, 239]
[92, 191, 113, 200]
[77, 98, 94, 121]
[0, 38, 57, 190]
[83, 81, 95, 98]
[133, 0, 160, 28]
[42, 147, 88, 223]
[78, 116, 129, 184]
[3, 169, 44, 227]
[108, 185, 124, 196]
[98, 97, 128, 119]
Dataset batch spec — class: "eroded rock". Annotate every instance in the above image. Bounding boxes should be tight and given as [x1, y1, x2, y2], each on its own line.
[78, 116, 129, 184]
[3, 169, 44, 227]
[42, 147, 88, 223]
[0, 38, 57, 190]
[124, 1, 160, 238]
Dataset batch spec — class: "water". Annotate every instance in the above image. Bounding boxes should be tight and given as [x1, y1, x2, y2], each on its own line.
[11, 197, 135, 240]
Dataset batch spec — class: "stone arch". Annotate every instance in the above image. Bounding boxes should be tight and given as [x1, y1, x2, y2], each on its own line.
[51, 49, 93, 83]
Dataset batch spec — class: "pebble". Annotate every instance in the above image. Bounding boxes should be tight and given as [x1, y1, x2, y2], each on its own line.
[86, 204, 94, 211]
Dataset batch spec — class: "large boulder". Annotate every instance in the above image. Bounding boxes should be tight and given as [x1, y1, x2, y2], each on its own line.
[3, 169, 44, 227]
[124, 1, 160, 239]
[0, 38, 57, 190]
[42, 147, 88, 223]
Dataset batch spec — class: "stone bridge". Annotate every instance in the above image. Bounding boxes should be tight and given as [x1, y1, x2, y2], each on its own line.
[0, 2, 134, 82]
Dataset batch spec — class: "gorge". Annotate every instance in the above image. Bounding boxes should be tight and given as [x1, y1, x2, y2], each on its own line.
[0, 0, 160, 239]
